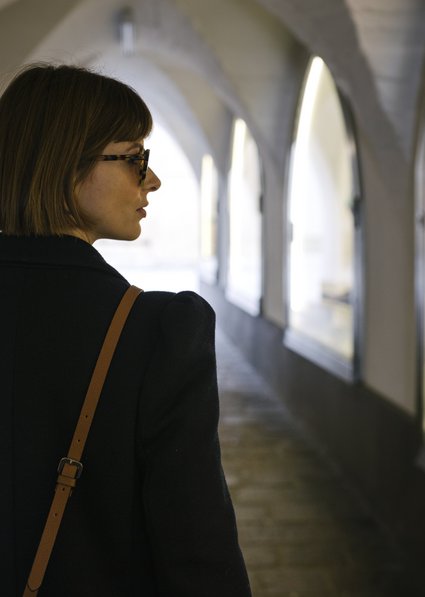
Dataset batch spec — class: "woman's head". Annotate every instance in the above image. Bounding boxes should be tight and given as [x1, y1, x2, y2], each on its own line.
[0, 63, 158, 239]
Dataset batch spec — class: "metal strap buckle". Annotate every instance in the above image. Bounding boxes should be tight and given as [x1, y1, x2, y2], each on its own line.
[57, 457, 83, 479]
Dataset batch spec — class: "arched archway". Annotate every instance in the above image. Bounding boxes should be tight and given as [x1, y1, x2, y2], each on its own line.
[285, 57, 362, 382]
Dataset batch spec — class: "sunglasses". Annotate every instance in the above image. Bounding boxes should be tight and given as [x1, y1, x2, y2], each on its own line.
[95, 148, 150, 185]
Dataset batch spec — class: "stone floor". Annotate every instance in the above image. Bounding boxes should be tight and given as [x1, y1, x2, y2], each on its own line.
[215, 329, 418, 597]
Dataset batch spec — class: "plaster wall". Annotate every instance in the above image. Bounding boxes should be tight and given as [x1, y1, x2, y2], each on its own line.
[346, 0, 425, 158]
[0, 0, 82, 74]
[359, 137, 416, 412]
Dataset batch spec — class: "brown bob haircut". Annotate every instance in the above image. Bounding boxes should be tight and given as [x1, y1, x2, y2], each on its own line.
[0, 63, 153, 235]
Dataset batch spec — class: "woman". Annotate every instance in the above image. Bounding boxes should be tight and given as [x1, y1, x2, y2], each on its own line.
[0, 64, 251, 597]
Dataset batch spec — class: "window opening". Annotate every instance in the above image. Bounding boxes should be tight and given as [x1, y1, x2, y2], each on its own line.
[285, 57, 362, 381]
[200, 154, 219, 284]
[226, 118, 263, 315]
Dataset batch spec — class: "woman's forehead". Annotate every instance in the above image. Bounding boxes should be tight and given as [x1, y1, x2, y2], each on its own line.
[104, 139, 144, 153]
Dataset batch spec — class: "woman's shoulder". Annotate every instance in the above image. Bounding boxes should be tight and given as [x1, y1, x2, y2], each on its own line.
[139, 289, 214, 315]
[137, 289, 215, 337]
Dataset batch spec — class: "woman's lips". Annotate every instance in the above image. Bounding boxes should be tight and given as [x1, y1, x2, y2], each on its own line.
[136, 207, 146, 218]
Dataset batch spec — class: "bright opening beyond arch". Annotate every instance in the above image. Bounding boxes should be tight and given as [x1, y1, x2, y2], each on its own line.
[286, 56, 357, 365]
[95, 124, 200, 292]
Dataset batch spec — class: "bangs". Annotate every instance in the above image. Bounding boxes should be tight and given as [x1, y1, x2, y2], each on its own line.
[106, 80, 153, 143]
[83, 76, 153, 156]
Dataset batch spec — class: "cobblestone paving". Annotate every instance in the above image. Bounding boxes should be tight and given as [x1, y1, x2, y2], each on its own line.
[215, 329, 417, 597]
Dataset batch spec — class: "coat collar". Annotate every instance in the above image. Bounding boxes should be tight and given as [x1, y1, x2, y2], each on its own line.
[0, 234, 127, 281]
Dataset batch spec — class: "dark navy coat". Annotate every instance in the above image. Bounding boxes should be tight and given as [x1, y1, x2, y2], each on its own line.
[0, 234, 251, 597]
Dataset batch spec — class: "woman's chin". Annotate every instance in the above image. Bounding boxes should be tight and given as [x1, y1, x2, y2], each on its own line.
[99, 225, 141, 242]
[126, 225, 142, 241]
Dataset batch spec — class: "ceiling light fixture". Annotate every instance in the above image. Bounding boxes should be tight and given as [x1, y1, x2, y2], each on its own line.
[117, 7, 135, 56]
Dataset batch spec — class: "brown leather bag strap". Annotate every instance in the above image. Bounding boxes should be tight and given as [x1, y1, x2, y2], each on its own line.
[23, 285, 143, 596]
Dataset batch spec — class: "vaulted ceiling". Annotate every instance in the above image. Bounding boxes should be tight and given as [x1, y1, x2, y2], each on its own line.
[0, 0, 424, 186]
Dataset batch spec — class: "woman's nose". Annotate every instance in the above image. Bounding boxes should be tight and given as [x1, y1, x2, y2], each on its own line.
[144, 168, 161, 192]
